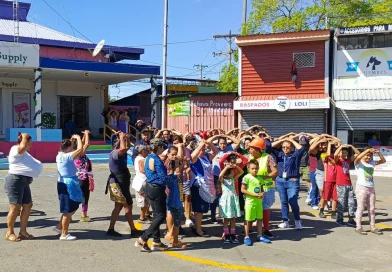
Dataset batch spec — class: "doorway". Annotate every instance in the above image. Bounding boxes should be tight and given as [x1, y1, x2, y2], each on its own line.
[58, 96, 89, 132]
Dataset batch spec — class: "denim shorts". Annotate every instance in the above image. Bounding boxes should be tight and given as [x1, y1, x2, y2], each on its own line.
[4, 174, 33, 205]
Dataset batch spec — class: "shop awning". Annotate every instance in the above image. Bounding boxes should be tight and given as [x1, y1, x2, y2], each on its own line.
[234, 94, 330, 110]
[334, 88, 392, 110]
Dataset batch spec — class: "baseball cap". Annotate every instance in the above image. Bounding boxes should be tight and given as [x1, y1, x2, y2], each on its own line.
[299, 135, 308, 145]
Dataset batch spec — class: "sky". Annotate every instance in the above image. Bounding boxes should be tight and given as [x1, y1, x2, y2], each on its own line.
[23, 0, 251, 98]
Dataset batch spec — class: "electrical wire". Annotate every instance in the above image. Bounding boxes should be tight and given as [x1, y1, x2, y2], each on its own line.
[125, 38, 214, 48]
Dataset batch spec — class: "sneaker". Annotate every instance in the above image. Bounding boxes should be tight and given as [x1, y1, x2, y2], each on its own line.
[135, 238, 152, 253]
[53, 227, 61, 235]
[80, 216, 91, 223]
[312, 206, 319, 210]
[131, 229, 144, 238]
[319, 211, 326, 218]
[295, 220, 303, 230]
[263, 230, 274, 239]
[257, 235, 271, 244]
[151, 242, 169, 251]
[278, 221, 290, 229]
[305, 198, 311, 204]
[355, 228, 367, 235]
[223, 234, 231, 244]
[370, 228, 383, 235]
[336, 220, 345, 226]
[230, 234, 239, 244]
[212, 220, 219, 225]
[244, 236, 252, 246]
[330, 211, 337, 219]
[346, 219, 356, 227]
[59, 234, 77, 241]
[106, 229, 122, 237]
[185, 219, 194, 227]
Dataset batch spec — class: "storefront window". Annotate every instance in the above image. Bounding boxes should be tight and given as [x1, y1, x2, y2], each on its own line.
[338, 33, 392, 50]
[352, 130, 392, 148]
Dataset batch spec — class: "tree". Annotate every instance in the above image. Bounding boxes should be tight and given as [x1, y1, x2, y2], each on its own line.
[242, 0, 392, 35]
[217, 63, 238, 93]
[108, 95, 117, 103]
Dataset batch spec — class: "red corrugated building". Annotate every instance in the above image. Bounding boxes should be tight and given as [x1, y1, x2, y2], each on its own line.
[234, 30, 332, 136]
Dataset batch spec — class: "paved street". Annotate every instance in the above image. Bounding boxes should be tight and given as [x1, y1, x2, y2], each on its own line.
[1, 165, 392, 272]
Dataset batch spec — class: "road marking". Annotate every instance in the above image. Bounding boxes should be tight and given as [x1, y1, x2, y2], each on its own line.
[135, 222, 283, 271]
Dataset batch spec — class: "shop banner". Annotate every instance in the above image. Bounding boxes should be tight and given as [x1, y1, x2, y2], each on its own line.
[168, 97, 190, 116]
[335, 47, 392, 89]
[12, 92, 31, 128]
[234, 97, 330, 111]
[0, 41, 40, 68]
[373, 146, 392, 177]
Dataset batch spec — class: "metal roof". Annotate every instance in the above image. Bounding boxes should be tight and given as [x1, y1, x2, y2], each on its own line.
[334, 88, 392, 101]
[236, 93, 329, 101]
[0, 19, 90, 44]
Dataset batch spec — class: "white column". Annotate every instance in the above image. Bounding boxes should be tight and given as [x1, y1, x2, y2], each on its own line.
[34, 68, 42, 141]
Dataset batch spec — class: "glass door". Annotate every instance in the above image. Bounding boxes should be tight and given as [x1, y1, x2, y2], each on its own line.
[59, 96, 89, 130]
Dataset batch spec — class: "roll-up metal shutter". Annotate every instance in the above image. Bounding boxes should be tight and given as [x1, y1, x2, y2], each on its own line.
[337, 109, 392, 130]
[241, 110, 325, 137]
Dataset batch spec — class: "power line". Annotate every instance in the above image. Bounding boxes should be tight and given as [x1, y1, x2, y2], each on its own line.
[193, 64, 209, 80]
[41, 0, 94, 43]
[213, 30, 239, 65]
[126, 38, 214, 48]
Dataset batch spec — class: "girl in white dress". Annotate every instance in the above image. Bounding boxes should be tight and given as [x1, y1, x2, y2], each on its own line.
[132, 145, 151, 222]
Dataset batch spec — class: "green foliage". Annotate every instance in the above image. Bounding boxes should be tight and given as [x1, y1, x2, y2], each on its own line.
[242, 0, 392, 34]
[42, 112, 56, 129]
[217, 64, 238, 93]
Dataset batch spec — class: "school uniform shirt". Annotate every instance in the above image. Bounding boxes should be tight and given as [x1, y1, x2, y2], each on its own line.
[356, 160, 376, 187]
[336, 158, 352, 186]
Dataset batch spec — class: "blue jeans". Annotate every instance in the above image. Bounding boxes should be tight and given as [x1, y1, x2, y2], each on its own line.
[309, 171, 320, 207]
[276, 177, 301, 221]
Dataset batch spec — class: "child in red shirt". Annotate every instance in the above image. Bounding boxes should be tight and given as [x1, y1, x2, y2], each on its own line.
[334, 144, 360, 226]
[319, 142, 338, 219]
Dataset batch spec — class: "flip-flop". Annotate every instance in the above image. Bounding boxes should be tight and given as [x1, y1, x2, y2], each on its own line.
[18, 233, 35, 240]
[5, 235, 21, 242]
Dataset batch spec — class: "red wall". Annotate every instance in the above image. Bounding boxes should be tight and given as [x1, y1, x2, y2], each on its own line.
[0, 142, 59, 163]
[40, 46, 107, 62]
[241, 41, 326, 96]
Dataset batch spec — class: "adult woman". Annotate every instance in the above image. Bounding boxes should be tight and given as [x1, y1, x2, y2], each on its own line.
[107, 109, 119, 130]
[354, 148, 386, 235]
[249, 138, 278, 238]
[118, 111, 130, 134]
[106, 132, 142, 238]
[74, 130, 93, 222]
[4, 133, 43, 242]
[190, 139, 218, 237]
[272, 136, 305, 230]
[55, 134, 84, 241]
[368, 134, 381, 147]
[135, 138, 176, 252]
[211, 134, 240, 223]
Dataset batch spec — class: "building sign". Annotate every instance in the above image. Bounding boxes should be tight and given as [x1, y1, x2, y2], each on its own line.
[0, 42, 40, 68]
[191, 99, 232, 113]
[338, 24, 392, 35]
[168, 85, 198, 92]
[1, 78, 31, 89]
[335, 48, 392, 89]
[234, 98, 329, 110]
[374, 146, 392, 177]
[12, 92, 31, 128]
[168, 97, 190, 116]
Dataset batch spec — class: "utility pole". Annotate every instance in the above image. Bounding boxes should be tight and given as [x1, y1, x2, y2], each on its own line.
[194, 64, 208, 80]
[243, 0, 247, 25]
[213, 31, 239, 65]
[161, 0, 168, 128]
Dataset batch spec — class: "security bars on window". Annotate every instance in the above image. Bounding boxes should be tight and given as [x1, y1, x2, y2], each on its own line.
[293, 52, 315, 68]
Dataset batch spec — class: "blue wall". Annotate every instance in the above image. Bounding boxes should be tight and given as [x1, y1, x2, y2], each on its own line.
[6, 128, 62, 142]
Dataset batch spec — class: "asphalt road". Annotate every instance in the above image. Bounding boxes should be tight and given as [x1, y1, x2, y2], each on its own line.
[1, 165, 392, 272]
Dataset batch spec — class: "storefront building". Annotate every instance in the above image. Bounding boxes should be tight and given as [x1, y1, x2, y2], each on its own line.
[0, 1, 159, 163]
[332, 24, 392, 147]
[235, 30, 331, 137]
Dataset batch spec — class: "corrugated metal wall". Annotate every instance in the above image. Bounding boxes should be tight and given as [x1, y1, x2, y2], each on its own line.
[337, 109, 392, 130]
[241, 41, 326, 96]
[190, 94, 235, 132]
[241, 110, 325, 137]
[165, 94, 236, 132]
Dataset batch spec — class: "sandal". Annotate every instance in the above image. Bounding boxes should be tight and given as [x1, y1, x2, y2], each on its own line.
[18, 233, 35, 240]
[172, 242, 188, 249]
[5, 234, 21, 242]
[164, 234, 174, 242]
[355, 228, 367, 235]
[370, 228, 383, 235]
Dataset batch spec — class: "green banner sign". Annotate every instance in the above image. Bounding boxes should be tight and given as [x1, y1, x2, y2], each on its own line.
[168, 97, 190, 116]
